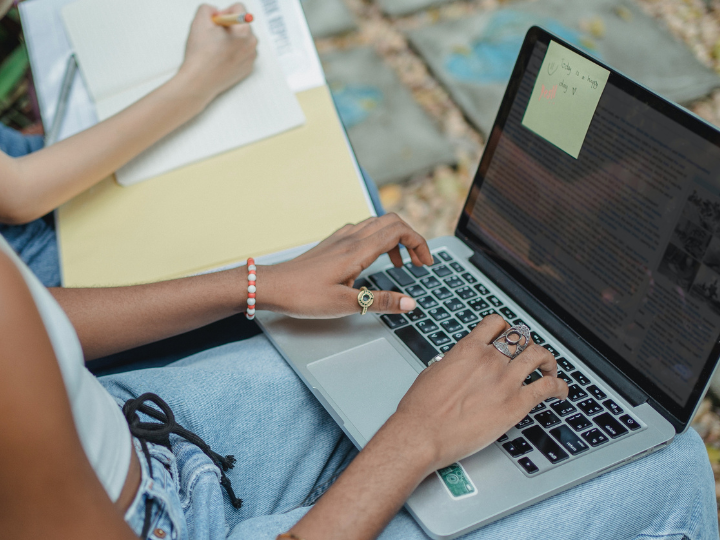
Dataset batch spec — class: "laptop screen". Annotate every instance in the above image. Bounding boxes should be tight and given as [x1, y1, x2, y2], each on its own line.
[459, 28, 720, 423]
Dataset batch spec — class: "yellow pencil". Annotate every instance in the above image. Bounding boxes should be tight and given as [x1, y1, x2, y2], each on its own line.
[212, 12, 254, 26]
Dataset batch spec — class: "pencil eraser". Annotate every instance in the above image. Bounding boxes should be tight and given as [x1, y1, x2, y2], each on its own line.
[244, 13, 254, 23]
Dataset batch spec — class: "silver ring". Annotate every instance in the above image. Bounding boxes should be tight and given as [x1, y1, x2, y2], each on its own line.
[427, 353, 444, 366]
[493, 325, 531, 360]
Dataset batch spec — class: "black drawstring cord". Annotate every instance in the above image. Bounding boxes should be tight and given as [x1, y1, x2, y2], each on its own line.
[123, 393, 244, 539]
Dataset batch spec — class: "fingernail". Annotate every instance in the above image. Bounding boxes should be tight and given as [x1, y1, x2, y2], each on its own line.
[400, 297, 416, 311]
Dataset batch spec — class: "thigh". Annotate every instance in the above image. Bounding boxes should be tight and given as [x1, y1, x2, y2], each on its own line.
[101, 335, 358, 526]
[227, 429, 717, 540]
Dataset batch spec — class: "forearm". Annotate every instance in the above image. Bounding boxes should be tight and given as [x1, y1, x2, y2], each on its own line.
[50, 265, 247, 360]
[0, 68, 210, 223]
[288, 418, 435, 540]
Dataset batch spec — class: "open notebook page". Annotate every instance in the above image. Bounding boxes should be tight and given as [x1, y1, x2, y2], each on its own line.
[62, 0, 305, 186]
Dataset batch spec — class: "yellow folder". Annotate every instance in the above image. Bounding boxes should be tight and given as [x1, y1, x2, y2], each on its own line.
[57, 85, 373, 287]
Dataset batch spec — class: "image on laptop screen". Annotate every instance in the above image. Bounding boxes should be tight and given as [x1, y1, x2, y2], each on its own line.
[464, 35, 720, 414]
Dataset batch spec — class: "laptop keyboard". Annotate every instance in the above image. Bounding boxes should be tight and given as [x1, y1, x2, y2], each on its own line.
[363, 249, 646, 477]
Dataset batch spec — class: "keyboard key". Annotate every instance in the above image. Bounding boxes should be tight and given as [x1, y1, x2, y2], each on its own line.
[619, 414, 641, 431]
[420, 276, 442, 289]
[416, 320, 439, 334]
[603, 399, 624, 416]
[456, 310, 479, 324]
[467, 322, 479, 330]
[499, 307, 516, 319]
[512, 318, 528, 327]
[534, 410, 561, 428]
[522, 426, 569, 464]
[405, 308, 426, 322]
[587, 385, 607, 401]
[557, 358, 575, 371]
[530, 402, 546, 413]
[381, 314, 407, 329]
[353, 277, 373, 290]
[452, 330, 469, 341]
[517, 456, 539, 474]
[474, 283, 490, 295]
[444, 276, 464, 289]
[437, 251, 453, 262]
[405, 285, 426, 298]
[369, 272, 401, 293]
[567, 384, 588, 402]
[467, 298, 489, 311]
[428, 332, 452, 347]
[524, 371, 542, 385]
[387, 267, 414, 287]
[443, 298, 465, 312]
[543, 344, 560, 357]
[550, 400, 577, 417]
[456, 286, 477, 300]
[503, 437, 532, 457]
[450, 262, 465, 273]
[394, 326, 437, 365]
[515, 416, 534, 429]
[566, 413, 593, 432]
[487, 295, 503, 307]
[405, 263, 429, 278]
[594, 412, 628, 439]
[577, 398, 603, 416]
[570, 371, 591, 386]
[461, 273, 478, 285]
[441, 318, 463, 333]
[581, 428, 608, 447]
[417, 296, 439, 309]
[479, 308, 497, 318]
[549, 424, 589, 455]
[558, 371, 573, 384]
[530, 332, 545, 344]
[433, 287, 453, 300]
[434, 265, 452, 277]
[497, 434, 508, 442]
[439, 343, 454, 353]
[429, 255, 442, 266]
[428, 307, 451, 321]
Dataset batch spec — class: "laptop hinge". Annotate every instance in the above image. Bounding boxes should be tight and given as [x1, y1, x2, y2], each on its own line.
[466, 247, 649, 407]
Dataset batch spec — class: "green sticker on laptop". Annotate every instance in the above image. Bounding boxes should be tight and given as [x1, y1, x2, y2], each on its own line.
[437, 462, 477, 499]
[522, 40, 609, 158]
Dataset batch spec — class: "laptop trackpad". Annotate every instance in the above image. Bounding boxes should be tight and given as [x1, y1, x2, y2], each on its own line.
[307, 338, 419, 443]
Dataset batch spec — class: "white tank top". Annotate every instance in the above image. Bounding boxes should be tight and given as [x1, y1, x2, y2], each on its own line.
[0, 235, 131, 501]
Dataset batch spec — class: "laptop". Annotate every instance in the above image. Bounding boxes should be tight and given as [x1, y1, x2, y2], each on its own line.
[257, 27, 720, 539]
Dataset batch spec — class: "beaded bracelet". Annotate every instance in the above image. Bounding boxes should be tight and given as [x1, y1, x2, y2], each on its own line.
[246, 258, 256, 320]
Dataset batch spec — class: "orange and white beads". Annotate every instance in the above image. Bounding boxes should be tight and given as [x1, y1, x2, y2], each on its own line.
[246, 258, 256, 320]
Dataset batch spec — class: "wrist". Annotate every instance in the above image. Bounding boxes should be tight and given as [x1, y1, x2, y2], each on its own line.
[169, 65, 216, 114]
[371, 414, 441, 480]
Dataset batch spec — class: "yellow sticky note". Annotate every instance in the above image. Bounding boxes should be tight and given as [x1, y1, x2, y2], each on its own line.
[522, 41, 610, 158]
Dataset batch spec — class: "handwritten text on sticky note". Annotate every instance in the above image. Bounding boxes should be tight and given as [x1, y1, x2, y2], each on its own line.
[521, 41, 609, 159]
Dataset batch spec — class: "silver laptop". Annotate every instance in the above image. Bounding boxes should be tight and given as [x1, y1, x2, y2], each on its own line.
[257, 27, 720, 539]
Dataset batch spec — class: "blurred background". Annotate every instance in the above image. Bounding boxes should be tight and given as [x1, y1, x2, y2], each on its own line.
[3, 0, 720, 520]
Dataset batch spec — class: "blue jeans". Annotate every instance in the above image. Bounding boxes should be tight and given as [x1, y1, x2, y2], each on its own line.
[0, 123, 384, 288]
[101, 335, 718, 540]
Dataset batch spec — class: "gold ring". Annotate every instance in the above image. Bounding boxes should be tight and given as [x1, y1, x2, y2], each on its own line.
[357, 286, 374, 315]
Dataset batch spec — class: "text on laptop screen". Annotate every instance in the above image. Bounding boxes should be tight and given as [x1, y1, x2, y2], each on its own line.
[466, 39, 720, 408]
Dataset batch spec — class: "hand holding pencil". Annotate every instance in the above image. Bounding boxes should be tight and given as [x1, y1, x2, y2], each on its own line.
[178, 3, 258, 105]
